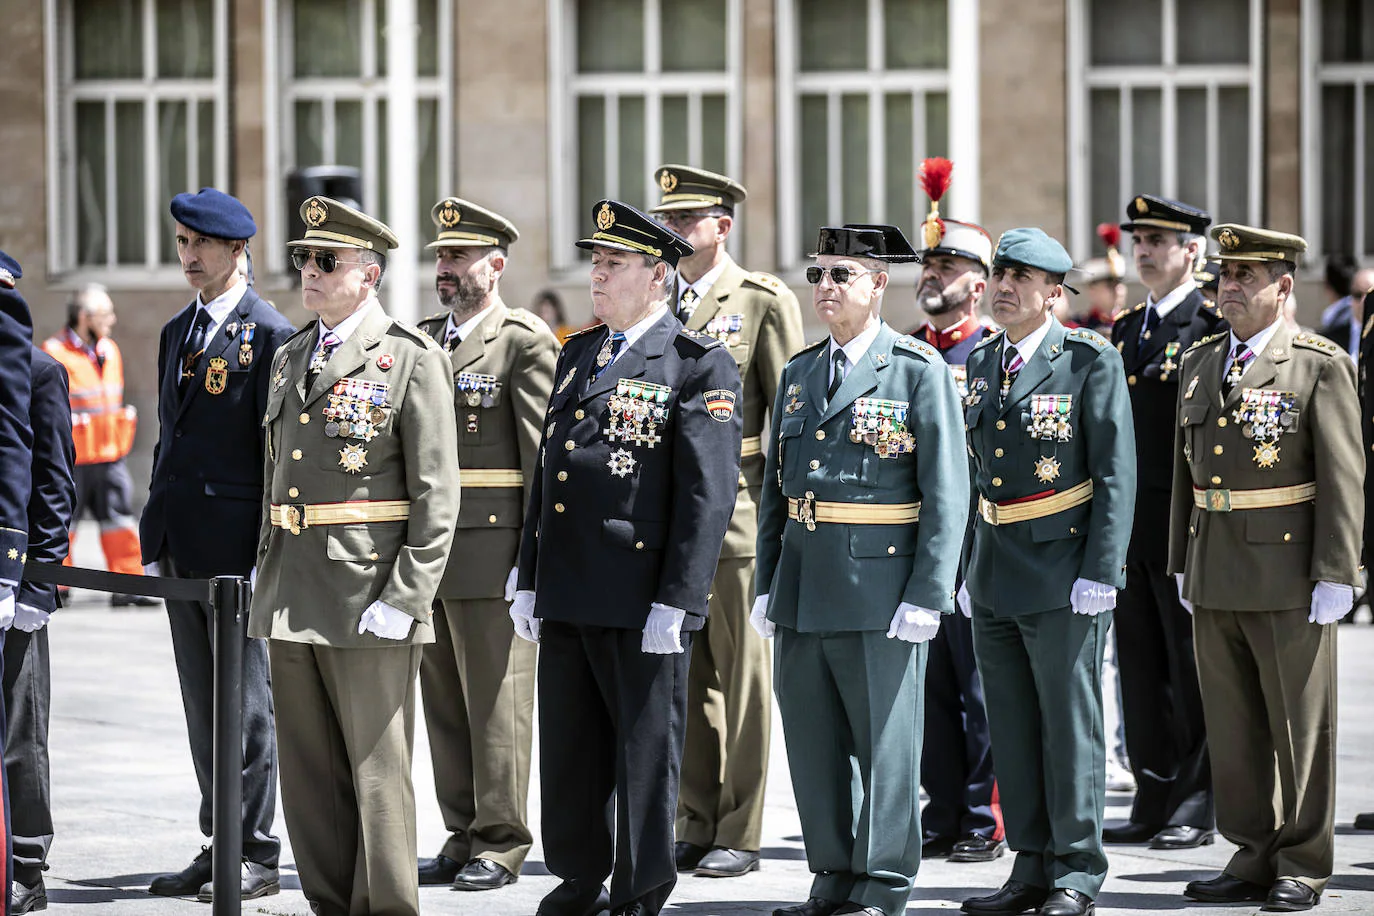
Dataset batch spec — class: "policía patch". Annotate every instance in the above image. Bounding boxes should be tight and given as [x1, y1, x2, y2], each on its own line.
[704, 389, 736, 422]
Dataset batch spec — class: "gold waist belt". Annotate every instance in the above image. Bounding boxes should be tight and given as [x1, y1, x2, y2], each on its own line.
[787, 495, 921, 531]
[1192, 482, 1316, 513]
[740, 435, 762, 458]
[978, 480, 1094, 527]
[460, 469, 524, 488]
[270, 499, 411, 535]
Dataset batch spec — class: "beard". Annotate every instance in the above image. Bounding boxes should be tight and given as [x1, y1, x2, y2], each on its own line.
[918, 279, 965, 316]
[437, 271, 489, 314]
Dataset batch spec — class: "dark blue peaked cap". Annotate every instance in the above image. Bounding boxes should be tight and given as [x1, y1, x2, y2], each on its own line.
[169, 188, 257, 240]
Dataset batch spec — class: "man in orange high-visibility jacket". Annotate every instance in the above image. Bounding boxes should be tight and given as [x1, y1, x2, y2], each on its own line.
[42, 284, 153, 607]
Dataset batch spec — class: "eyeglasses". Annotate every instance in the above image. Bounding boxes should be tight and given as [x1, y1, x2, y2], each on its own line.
[290, 248, 367, 273]
[806, 265, 875, 285]
[658, 210, 717, 229]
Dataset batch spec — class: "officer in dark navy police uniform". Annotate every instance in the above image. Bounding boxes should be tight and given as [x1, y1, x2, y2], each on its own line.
[140, 189, 294, 901]
[512, 200, 742, 916]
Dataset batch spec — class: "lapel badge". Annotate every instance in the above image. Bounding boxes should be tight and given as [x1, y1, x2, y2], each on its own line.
[225, 321, 239, 337]
[338, 443, 369, 474]
[874, 353, 887, 366]
[557, 367, 577, 394]
[1184, 375, 1200, 399]
[1034, 455, 1062, 484]
[377, 353, 395, 370]
[205, 357, 229, 395]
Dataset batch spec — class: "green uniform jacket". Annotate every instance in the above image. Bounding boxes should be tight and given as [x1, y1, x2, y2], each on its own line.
[963, 320, 1136, 615]
[416, 300, 559, 599]
[756, 322, 970, 631]
[1167, 324, 1363, 609]
[249, 302, 460, 647]
[684, 257, 804, 559]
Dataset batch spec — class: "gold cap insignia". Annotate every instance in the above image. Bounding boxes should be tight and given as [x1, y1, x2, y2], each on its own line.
[922, 216, 944, 249]
[1133, 196, 1147, 215]
[304, 197, 329, 228]
[596, 202, 615, 231]
[1218, 228, 1241, 250]
[659, 170, 678, 194]
[438, 201, 462, 228]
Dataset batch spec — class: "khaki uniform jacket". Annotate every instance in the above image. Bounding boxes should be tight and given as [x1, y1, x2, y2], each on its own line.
[1167, 324, 1363, 610]
[417, 301, 559, 599]
[683, 258, 803, 558]
[249, 302, 460, 647]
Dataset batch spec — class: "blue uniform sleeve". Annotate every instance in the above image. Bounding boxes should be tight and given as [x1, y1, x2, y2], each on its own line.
[0, 284, 34, 585]
[19, 350, 76, 611]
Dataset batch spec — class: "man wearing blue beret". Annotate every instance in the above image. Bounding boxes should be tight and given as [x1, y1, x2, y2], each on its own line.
[141, 188, 294, 901]
[959, 229, 1136, 916]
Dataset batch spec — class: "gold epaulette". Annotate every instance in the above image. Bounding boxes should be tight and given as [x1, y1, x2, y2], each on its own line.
[1065, 327, 1110, 351]
[745, 270, 788, 294]
[1113, 301, 1147, 323]
[894, 335, 939, 361]
[1186, 331, 1227, 352]
[1292, 332, 1343, 356]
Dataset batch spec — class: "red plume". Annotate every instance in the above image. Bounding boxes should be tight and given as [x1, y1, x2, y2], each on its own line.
[919, 158, 954, 204]
[1096, 222, 1121, 250]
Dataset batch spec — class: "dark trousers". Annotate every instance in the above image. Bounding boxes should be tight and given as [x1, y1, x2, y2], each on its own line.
[3, 627, 49, 882]
[162, 554, 280, 866]
[922, 610, 1002, 841]
[536, 622, 691, 916]
[1114, 557, 1214, 829]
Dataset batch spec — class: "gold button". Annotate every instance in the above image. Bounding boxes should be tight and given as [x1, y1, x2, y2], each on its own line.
[288, 487, 299, 498]
[1190, 525, 1196, 535]
[1213, 444, 1224, 455]
[815, 430, 826, 440]
[992, 476, 1003, 486]
[635, 541, 645, 550]
[292, 449, 302, 460]
[994, 448, 1004, 458]
[805, 490, 815, 499]
[1128, 375, 1137, 386]
[575, 409, 585, 420]
[738, 474, 747, 486]
[557, 471, 568, 481]
[554, 502, 565, 513]
[1211, 475, 1222, 485]
[996, 420, 1006, 430]
[1283, 532, 1292, 542]
[369, 551, 379, 560]
[299, 412, 310, 424]
[887, 545, 896, 555]
[564, 440, 576, 451]
[1217, 417, 1228, 427]
[1070, 527, 1078, 534]
[488, 514, 498, 524]
[809, 459, 820, 470]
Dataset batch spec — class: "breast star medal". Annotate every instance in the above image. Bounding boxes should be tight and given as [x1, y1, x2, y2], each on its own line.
[338, 443, 369, 474]
[205, 357, 228, 395]
[1034, 455, 1061, 483]
[1253, 443, 1280, 469]
[607, 448, 636, 478]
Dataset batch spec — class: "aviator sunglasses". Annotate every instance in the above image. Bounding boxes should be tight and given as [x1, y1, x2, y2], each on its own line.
[290, 248, 368, 273]
[805, 265, 875, 285]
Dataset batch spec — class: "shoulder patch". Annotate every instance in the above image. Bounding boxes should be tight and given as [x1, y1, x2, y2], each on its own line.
[893, 335, 940, 361]
[743, 271, 788, 295]
[678, 327, 723, 350]
[1112, 301, 1147, 323]
[1292, 332, 1344, 356]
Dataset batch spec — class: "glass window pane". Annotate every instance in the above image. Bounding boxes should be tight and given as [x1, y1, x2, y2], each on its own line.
[1217, 87, 1249, 226]
[800, 94, 829, 257]
[577, 0, 645, 73]
[701, 94, 727, 174]
[661, 95, 689, 161]
[1364, 88, 1374, 256]
[417, 98, 440, 251]
[1321, 0, 1374, 64]
[1090, 89, 1121, 242]
[115, 101, 146, 264]
[884, 0, 948, 69]
[75, 101, 107, 266]
[1175, 88, 1208, 212]
[197, 102, 216, 188]
[1090, 0, 1161, 66]
[293, 0, 363, 77]
[1131, 88, 1162, 198]
[1321, 85, 1355, 254]
[156, 0, 215, 78]
[662, 0, 727, 72]
[74, 0, 143, 79]
[884, 94, 915, 237]
[158, 100, 189, 264]
[294, 100, 325, 167]
[924, 90, 948, 159]
[841, 94, 870, 221]
[578, 95, 607, 250]
[417, 0, 441, 77]
[1177, 0, 1249, 65]
[619, 96, 647, 208]
[799, 0, 867, 72]
[336, 101, 365, 172]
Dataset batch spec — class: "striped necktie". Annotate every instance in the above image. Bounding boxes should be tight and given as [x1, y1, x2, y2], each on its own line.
[1223, 343, 1253, 396]
[1000, 345, 1024, 402]
[306, 331, 341, 392]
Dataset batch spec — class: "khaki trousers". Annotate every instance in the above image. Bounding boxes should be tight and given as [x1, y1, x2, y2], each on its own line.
[268, 640, 422, 916]
[1193, 606, 1337, 892]
[676, 556, 771, 851]
[420, 597, 536, 871]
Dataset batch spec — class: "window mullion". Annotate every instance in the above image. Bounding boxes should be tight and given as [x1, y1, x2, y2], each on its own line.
[826, 91, 841, 224]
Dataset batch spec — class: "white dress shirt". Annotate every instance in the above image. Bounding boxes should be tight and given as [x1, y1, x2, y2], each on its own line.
[827, 319, 884, 388]
[187, 276, 248, 346]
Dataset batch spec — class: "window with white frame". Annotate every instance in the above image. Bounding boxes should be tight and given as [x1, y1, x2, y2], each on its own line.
[549, 0, 742, 270]
[277, 0, 453, 260]
[1068, 0, 1263, 261]
[47, 0, 228, 274]
[776, 0, 978, 271]
[1302, 0, 1374, 259]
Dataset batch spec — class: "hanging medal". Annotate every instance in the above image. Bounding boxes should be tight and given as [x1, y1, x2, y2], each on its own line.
[238, 322, 257, 367]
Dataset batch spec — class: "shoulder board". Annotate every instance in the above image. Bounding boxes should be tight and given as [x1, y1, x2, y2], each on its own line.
[563, 324, 603, 342]
[419, 310, 447, 325]
[503, 307, 544, 330]
[1064, 327, 1110, 351]
[1185, 331, 1227, 353]
[893, 334, 940, 361]
[678, 327, 723, 350]
[787, 337, 829, 364]
[971, 329, 1004, 352]
[743, 271, 788, 295]
[1201, 299, 1222, 317]
[1362, 313, 1374, 341]
[385, 320, 432, 347]
[1112, 301, 1147, 323]
[1292, 332, 1344, 356]
[282, 323, 315, 346]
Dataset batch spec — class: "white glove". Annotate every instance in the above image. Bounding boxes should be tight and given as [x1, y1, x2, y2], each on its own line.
[143, 561, 161, 577]
[957, 582, 972, 619]
[1070, 577, 1117, 616]
[1175, 573, 1193, 615]
[510, 590, 540, 643]
[887, 602, 941, 643]
[504, 567, 519, 603]
[250, 566, 257, 592]
[12, 603, 50, 633]
[1309, 581, 1354, 625]
[749, 594, 775, 638]
[0, 588, 16, 630]
[356, 599, 415, 640]
[641, 603, 686, 654]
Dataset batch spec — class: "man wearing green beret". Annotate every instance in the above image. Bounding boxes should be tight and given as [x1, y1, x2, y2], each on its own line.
[959, 228, 1136, 916]
[1170, 224, 1362, 913]
[649, 164, 804, 878]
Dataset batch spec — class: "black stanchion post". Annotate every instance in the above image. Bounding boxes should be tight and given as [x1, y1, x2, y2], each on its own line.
[210, 575, 246, 916]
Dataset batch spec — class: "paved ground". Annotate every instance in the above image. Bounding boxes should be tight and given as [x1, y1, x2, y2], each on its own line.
[31, 532, 1374, 913]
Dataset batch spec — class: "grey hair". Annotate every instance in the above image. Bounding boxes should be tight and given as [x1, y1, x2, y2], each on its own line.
[640, 254, 678, 304]
[66, 282, 109, 328]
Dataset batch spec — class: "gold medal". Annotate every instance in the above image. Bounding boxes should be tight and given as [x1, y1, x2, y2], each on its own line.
[1254, 443, 1280, 469]
[1034, 455, 1061, 483]
[338, 443, 369, 474]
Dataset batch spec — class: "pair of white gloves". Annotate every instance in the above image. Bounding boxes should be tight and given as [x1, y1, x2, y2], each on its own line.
[747, 595, 942, 642]
[507, 568, 688, 654]
[1173, 573, 1353, 625]
[0, 585, 48, 633]
[951, 578, 1119, 618]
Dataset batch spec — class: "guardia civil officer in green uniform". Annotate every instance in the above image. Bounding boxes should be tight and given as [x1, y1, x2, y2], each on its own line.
[250, 196, 460, 916]
[413, 198, 558, 891]
[755, 224, 969, 916]
[649, 165, 804, 878]
[1171, 225, 1362, 913]
[959, 229, 1136, 916]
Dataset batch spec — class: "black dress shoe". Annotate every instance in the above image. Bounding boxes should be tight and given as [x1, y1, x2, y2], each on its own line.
[418, 853, 463, 885]
[950, 833, 1006, 863]
[196, 860, 280, 901]
[694, 847, 760, 877]
[921, 833, 956, 858]
[452, 857, 516, 890]
[1355, 812, 1374, 830]
[1263, 879, 1320, 912]
[961, 881, 1048, 915]
[11, 877, 45, 913]
[111, 593, 159, 607]
[1183, 873, 1269, 903]
[674, 841, 709, 871]
[834, 905, 885, 915]
[1101, 821, 1162, 844]
[1149, 825, 1215, 849]
[1039, 889, 1094, 916]
[149, 846, 213, 896]
[773, 897, 844, 916]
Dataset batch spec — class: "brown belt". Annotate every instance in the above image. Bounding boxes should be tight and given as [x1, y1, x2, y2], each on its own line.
[978, 480, 1094, 526]
[460, 469, 523, 488]
[270, 499, 411, 535]
[787, 494, 921, 531]
[740, 435, 762, 458]
[1192, 482, 1316, 512]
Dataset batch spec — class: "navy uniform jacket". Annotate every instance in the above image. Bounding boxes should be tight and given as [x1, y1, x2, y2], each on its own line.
[1111, 290, 1225, 564]
[141, 287, 295, 574]
[20, 348, 75, 613]
[0, 275, 33, 584]
[516, 311, 743, 630]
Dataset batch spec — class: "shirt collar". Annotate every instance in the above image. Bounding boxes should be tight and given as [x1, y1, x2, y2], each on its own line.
[1146, 278, 1197, 319]
[920, 313, 981, 350]
[317, 297, 378, 347]
[1229, 316, 1284, 358]
[446, 302, 497, 343]
[677, 259, 728, 301]
[196, 277, 248, 339]
[829, 318, 884, 368]
[1003, 314, 1054, 364]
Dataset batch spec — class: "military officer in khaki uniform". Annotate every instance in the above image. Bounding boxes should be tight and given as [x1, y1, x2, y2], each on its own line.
[250, 196, 460, 916]
[649, 165, 804, 878]
[414, 198, 558, 891]
[1171, 225, 1362, 913]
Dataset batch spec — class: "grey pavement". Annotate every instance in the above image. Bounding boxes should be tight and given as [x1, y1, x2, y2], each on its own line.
[32, 533, 1374, 913]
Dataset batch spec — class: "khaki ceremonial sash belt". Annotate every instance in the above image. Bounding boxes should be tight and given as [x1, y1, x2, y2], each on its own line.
[1192, 482, 1316, 513]
[460, 469, 523, 488]
[787, 495, 921, 531]
[270, 499, 411, 535]
[978, 480, 1094, 526]
[740, 435, 762, 458]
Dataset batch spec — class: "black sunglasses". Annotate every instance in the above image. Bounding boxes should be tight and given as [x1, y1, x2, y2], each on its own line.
[290, 248, 366, 273]
[806, 265, 875, 285]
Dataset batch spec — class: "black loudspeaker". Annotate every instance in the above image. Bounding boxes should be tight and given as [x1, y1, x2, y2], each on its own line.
[284, 166, 363, 280]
